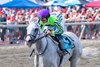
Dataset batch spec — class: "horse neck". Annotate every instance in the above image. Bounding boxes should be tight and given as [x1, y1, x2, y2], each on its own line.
[34, 33, 57, 55]
[34, 32, 47, 54]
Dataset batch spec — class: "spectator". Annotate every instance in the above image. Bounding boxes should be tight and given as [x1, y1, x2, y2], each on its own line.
[0, 11, 7, 41]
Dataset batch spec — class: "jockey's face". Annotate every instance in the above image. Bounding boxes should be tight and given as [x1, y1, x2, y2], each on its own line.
[41, 18, 47, 23]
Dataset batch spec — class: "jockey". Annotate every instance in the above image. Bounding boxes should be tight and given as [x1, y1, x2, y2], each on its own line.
[37, 9, 66, 53]
[51, 10, 63, 24]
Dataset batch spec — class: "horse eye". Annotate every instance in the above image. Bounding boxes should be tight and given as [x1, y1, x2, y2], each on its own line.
[28, 40, 32, 42]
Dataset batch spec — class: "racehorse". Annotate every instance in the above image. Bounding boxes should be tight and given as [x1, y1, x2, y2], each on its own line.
[25, 22, 83, 67]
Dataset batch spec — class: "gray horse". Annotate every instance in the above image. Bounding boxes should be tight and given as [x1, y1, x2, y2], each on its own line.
[25, 22, 83, 67]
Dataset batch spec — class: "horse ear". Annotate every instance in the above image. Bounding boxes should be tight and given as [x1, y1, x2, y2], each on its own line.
[34, 18, 40, 24]
[37, 19, 40, 23]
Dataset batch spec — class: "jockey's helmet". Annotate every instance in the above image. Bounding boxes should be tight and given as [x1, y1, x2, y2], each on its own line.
[38, 9, 50, 20]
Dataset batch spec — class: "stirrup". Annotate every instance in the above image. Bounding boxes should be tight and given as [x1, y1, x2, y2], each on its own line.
[57, 50, 67, 56]
[63, 49, 70, 54]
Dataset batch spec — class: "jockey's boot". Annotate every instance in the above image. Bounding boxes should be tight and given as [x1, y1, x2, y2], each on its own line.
[58, 40, 67, 56]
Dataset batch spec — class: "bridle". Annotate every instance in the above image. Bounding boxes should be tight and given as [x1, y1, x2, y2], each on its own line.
[26, 27, 48, 55]
[26, 28, 39, 44]
[26, 27, 50, 67]
[27, 28, 48, 42]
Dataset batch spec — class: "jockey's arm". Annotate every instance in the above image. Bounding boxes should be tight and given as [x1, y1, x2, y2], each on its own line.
[52, 22, 64, 36]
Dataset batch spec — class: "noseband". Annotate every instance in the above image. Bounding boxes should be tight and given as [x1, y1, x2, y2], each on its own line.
[26, 28, 48, 44]
[26, 28, 48, 55]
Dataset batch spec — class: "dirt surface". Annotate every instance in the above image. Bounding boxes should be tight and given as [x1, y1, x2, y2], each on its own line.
[0, 40, 100, 67]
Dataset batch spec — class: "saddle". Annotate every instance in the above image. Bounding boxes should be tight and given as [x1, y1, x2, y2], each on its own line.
[50, 35, 75, 56]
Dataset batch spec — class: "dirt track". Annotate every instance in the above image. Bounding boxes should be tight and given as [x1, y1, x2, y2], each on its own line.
[0, 40, 100, 67]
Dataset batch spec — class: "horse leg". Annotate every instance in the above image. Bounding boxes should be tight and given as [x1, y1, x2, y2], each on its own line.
[69, 56, 80, 67]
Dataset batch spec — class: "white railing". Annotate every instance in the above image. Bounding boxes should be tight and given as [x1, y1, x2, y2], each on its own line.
[0, 21, 100, 40]
[0, 21, 100, 27]
[64, 21, 100, 39]
[64, 21, 100, 25]
[0, 24, 28, 27]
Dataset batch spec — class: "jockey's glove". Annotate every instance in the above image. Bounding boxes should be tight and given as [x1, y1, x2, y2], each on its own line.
[47, 30, 55, 36]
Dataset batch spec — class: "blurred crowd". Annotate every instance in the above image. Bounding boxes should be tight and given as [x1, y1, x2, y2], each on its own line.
[0, 8, 40, 44]
[64, 8, 100, 21]
[0, 8, 40, 24]
[0, 7, 100, 44]
[61, 7, 100, 39]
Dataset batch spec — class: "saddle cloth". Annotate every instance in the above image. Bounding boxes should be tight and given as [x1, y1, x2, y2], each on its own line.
[62, 35, 75, 54]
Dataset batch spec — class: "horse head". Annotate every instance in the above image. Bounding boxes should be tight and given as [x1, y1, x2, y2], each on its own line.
[25, 22, 39, 47]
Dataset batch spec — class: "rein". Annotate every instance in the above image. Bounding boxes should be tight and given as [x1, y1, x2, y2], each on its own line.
[36, 35, 48, 55]
[35, 36, 48, 67]
[29, 33, 49, 67]
[28, 33, 48, 56]
[33, 34, 48, 44]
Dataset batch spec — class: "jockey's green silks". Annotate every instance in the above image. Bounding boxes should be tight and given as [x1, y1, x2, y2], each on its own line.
[39, 16, 63, 36]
